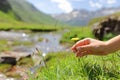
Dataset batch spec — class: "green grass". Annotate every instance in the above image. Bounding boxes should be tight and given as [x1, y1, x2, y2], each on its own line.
[0, 21, 60, 31]
[60, 26, 94, 44]
[29, 51, 120, 80]
[0, 40, 12, 51]
[0, 64, 11, 73]
[0, 11, 62, 31]
[0, 11, 16, 21]
[0, 39, 33, 52]
[17, 57, 34, 67]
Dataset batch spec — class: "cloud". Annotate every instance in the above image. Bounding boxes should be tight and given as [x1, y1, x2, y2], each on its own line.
[106, 0, 117, 4]
[89, 1, 102, 9]
[71, 0, 83, 1]
[51, 0, 73, 13]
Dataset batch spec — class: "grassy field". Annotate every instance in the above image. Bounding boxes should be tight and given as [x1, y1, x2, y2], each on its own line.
[28, 51, 120, 80]
[0, 11, 61, 31]
[25, 25, 120, 80]
[60, 26, 94, 45]
[0, 22, 59, 31]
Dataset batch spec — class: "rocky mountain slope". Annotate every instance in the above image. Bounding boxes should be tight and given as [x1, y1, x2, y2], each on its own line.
[53, 8, 120, 26]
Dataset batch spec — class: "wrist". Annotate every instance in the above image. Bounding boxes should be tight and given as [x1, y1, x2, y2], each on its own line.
[105, 40, 117, 54]
[104, 41, 113, 54]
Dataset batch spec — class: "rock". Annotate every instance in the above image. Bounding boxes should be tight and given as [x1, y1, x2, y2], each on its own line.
[0, 51, 31, 65]
[92, 16, 120, 40]
[0, 57, 16, 65]
[0, 0, 12, 13]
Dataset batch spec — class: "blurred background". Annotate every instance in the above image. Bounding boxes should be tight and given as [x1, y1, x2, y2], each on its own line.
[0, 0, 120, 80]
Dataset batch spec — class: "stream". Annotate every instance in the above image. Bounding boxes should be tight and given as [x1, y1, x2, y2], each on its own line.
[0, 31, 66, 54]
[0, 30, 68, 80]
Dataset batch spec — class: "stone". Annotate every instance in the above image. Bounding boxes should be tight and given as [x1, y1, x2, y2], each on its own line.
[92, 16, 120, 40]
[0, 57, 16, 65]
[0, 0, 12, 13]
[0, 51, 31, 65]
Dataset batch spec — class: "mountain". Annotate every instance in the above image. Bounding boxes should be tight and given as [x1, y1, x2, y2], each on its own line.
[52, 7, 120, 26]
[0, 0, 57, 25]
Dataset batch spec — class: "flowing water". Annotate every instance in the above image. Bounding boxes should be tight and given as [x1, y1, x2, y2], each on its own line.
[0, 31, 66, 54]
[0, 31, 67, 79]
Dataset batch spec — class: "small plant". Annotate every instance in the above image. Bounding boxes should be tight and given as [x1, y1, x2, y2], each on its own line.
[27, 48, 47, 79]
[35, 48, 47, 67]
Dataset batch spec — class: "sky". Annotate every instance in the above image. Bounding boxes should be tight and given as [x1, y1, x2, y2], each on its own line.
[27, 0, 120, 14]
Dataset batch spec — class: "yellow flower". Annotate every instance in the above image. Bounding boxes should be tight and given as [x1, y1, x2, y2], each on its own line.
[71, 37, 79, 41]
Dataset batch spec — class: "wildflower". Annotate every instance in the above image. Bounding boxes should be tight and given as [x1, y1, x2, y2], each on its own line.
[71, 37, 79, 41]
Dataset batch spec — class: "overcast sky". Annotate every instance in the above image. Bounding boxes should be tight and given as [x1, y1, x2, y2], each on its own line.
[27, 0, 120, 14]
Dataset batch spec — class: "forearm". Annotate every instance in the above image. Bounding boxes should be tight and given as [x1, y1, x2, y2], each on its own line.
[106, 35, 120, 53]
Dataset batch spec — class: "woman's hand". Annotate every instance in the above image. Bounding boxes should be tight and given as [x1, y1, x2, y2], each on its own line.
[71, 38, 110, 57]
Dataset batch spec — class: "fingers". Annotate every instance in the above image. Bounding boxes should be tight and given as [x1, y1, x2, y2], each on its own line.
[76, 51, 88, 57]
[76, 46, 91, 53]
[71, 38, 90, 52]
[71, 38, 92, 57]
[75, 45, 92, 57]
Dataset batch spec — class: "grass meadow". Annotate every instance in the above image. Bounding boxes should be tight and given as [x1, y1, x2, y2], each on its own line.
[29, 51, 120, 80]
[0, 11, 61, 31]
[28, 27, 120, 80]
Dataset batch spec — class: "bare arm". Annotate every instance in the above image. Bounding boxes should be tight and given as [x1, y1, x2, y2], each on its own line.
[106, 35, 120, 53]
[71, 35, 120, 57]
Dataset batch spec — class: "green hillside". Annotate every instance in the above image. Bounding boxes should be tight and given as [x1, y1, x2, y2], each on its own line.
[0, 11, 16, 23]
[0, 0, 61, 30]
[0, 11, 58, 30]
[7, 0, 57, 25]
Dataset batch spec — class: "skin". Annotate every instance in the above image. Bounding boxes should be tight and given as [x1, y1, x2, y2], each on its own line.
[71, 35, 120, 57]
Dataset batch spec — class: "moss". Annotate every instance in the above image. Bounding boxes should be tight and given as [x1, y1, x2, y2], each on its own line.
[17, 57, 34, 67]
[0, 64, 12, 73]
